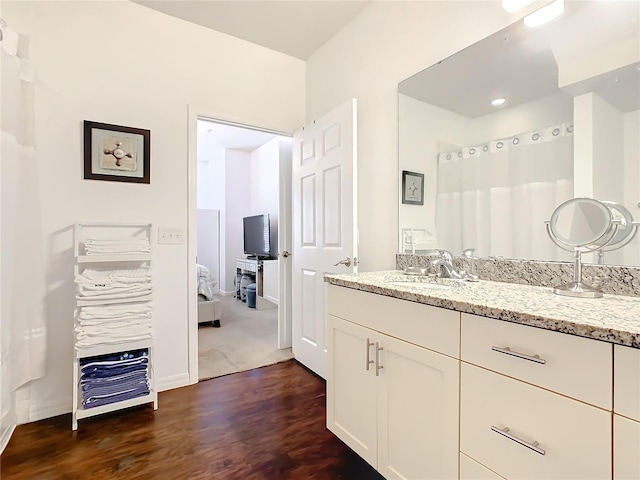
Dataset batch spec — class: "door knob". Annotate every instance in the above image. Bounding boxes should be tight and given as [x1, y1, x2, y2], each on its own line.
[280, 251, 290, 258]
[334, 257, 351, 267]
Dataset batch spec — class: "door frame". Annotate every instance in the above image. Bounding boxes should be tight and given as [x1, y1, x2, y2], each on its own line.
[187, 104, 293, 384]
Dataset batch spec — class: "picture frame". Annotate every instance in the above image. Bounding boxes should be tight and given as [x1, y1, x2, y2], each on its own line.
[401, 170, 424, 205]
[83, 121, 151, 184]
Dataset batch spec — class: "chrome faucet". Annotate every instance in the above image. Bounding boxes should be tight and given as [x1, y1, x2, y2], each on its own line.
[432, 258, 465, 280]
[424, 249, 465, 279]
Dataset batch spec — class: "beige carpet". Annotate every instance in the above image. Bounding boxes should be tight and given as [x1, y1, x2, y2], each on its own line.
[198, 294, 294, 381]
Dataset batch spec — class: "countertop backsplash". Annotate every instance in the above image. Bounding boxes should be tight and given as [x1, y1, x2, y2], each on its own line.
[396, 254, 640, 297]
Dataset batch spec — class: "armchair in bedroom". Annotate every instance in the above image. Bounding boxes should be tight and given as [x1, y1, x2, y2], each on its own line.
[197, 264, 221, 328]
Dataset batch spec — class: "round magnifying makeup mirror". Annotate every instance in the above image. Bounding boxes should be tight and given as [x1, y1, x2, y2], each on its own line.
[546, 198, 620, 298]
[549, 198, 613, 247]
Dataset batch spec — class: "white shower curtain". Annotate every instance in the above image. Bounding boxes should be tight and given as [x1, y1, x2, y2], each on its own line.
[1, 22, 47, 449]
[436, 122, 574, 261]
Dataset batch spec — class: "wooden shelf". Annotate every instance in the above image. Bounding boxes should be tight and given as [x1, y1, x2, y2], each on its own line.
[77, 254, 151, 263]
[75, 392, 157, 420]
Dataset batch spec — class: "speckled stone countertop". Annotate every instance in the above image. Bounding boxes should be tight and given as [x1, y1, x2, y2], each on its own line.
[324, 271, 640, 349]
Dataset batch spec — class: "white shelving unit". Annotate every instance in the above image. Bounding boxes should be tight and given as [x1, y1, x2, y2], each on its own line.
[72, 222, 158, 430]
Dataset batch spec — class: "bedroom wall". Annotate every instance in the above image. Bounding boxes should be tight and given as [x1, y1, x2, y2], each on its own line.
[1, 0, 305, 423]
[305, 0, 547, 272]
[250, 138, 291, 259]
[224, 150, 252, 294]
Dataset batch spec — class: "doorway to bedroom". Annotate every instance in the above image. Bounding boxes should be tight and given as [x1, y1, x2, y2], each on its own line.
[195, 118, 293, 381]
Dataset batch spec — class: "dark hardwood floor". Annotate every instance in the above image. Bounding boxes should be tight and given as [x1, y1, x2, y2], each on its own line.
[1, 360, 383, 480]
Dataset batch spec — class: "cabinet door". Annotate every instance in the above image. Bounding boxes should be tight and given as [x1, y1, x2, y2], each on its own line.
[614, 415, 640, 480]
[377, 333, 460, 480]
[614, 345, 640, 421]
[326, 315, 377, 468]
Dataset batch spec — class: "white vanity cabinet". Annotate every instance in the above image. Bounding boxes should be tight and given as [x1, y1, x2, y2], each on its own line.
[460, 313, 612, 480]
[326, 285, 460, 480]
[613, 345, 640, 480]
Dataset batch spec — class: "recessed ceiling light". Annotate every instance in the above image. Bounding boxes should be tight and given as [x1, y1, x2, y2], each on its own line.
[207, 129, 213, 134]
[501, 0, 535, 13]
[491, 98, 506, 106]
[524, 0, 564, 28]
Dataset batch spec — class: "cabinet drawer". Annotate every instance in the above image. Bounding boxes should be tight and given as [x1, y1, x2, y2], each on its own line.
[614, 345, 640, 421]
[614, 414, 640, 480]
[461, 313, 612, 409]
[460, 453, 505, 480]
[327, 285, 460, 357]
[460, 363, 611, 480]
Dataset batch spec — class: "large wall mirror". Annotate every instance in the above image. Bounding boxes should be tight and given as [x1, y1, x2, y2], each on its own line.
[398, 0, 639, 266]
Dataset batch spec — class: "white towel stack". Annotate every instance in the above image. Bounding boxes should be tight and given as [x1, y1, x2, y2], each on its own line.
[75, 303, 153, 349]
[84, 238, 151, 255]
[75, 267, 152, 300]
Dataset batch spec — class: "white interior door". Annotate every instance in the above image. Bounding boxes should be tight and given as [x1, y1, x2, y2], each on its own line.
[278, 142, 293, 349]
[292, 98, 358, 378]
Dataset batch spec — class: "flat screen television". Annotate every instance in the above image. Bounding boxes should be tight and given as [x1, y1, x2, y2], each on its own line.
[243, 214, 271, 258]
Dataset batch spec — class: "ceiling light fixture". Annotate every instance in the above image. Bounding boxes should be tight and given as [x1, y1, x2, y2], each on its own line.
[524, 0, 564, 28]
[491, 98, 506, 106]
[501, 0, 535, 13]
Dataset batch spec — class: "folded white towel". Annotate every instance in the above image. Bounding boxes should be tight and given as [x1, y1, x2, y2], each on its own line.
[79, 303, 152, 319]
[75, 334, 153, 349]
[84, 238, 151, 255]
[76, 289, 152, 301]
[76, 268, 152, 284]
[77, 283, 152, 298]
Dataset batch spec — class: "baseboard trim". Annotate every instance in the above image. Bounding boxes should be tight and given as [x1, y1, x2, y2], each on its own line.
[11, 374, 190, 425]
[263, 294, 278, 306]
[156, 373, 190, 392]
[0, 421, 17, 455]
[28, 398, 71, 423]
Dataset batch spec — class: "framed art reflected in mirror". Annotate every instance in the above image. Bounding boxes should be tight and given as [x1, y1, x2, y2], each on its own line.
[402, 170, 424, 205]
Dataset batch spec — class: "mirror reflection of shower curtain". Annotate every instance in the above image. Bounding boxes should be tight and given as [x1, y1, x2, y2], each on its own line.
[436, 123, 574, 261]
[1, 25, 46, 447]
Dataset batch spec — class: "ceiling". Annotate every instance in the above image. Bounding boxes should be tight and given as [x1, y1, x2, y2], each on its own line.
[132, 0, 371, 60]
[197, 119, 288, 152]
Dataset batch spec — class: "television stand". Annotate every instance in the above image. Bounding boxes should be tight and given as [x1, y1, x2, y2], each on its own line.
[235, 257, 277, 311]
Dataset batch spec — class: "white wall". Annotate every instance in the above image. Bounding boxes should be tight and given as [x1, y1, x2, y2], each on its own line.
[306, 0, 543, 272]
[1, 0, 304, 422]
[398, 94, 471, 242]
[224, 150, 252, 293]
[197, 142, 225, 210]
[250, 138, 289, 257]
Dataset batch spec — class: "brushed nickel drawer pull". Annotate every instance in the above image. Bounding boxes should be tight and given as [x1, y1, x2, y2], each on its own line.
[375, 342, 384, 377]
[365, 338, 374, 371]
[491, 425, 546, 455]
[491, 346, 546, 364]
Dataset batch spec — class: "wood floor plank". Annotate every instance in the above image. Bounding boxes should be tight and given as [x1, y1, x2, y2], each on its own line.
[1, 360, 384, 479]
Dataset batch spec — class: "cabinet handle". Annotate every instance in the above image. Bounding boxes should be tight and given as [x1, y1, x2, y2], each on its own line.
[491, 426, 546, 455]
[375, 342, 383, 376]
[365, 338, 374, 371]
[491, 346, 546, 364]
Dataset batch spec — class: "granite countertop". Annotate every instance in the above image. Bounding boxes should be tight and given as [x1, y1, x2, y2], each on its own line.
[324, 270, 640, 349]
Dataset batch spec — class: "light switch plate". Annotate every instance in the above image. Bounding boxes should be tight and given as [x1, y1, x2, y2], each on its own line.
[158, 227, 184, 245]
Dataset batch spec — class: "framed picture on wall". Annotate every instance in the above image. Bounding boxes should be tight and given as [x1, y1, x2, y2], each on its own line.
[83, 121, 151, 184]
[402, 170, 424, 205]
